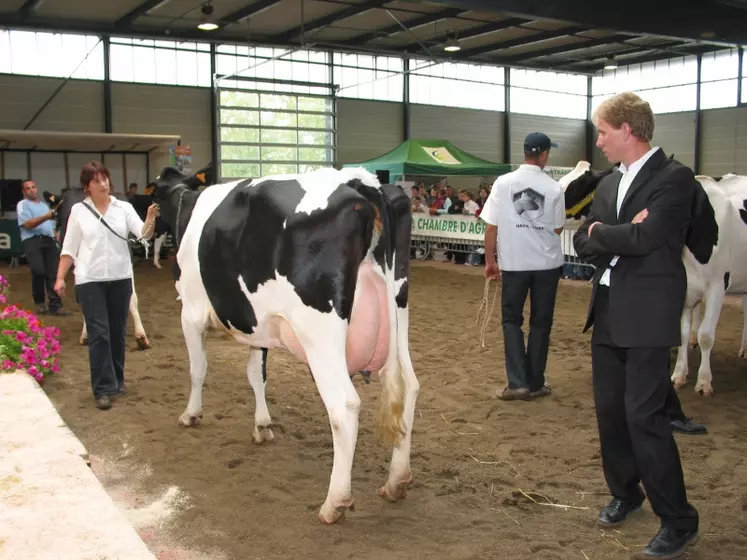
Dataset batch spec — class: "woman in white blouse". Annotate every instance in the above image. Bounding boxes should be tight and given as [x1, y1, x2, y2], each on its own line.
[54, 161, 159, 410]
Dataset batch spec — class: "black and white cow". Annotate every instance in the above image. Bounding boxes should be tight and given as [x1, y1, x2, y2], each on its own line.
[560, 162, 747, 395]
[45, 187, 151, 349]
[671, 173, 747, 395]
[151, 166, 419, 524]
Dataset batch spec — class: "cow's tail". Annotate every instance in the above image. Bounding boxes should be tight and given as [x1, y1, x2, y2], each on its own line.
[374, 246, 406, 447]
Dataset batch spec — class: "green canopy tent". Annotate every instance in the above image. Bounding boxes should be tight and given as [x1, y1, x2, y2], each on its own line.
[342, 139, 513, 180]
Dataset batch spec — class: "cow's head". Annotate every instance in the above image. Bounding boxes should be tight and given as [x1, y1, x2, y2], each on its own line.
[46, 186, 86, 245]
[563, 163, 618, 219]
[151, 165, 210, 202]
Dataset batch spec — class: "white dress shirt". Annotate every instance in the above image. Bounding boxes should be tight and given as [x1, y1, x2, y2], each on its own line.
[61, 196, 145, 285]
[599, 146, 660, 286]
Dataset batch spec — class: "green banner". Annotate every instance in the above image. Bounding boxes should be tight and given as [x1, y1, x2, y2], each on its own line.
[0, 218, 24, 258]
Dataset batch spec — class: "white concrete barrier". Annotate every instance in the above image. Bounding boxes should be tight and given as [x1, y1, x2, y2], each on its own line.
[0, 371, 156, 560]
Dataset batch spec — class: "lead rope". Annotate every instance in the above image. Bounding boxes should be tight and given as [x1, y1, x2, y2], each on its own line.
[174, 189, 186, 247]
[475, 276, 500, 348]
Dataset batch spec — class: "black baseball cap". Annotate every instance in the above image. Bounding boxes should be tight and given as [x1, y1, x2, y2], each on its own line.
[524, 132, 558, 153]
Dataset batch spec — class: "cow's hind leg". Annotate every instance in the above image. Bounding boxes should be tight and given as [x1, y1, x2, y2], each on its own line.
[248, 347, 274, 443]
[178, 311, 208, 427]
[129, 277, 151, 350]
[672, 304, 695, 389]
[380, 304, 418, 502]
[694, 284, 725, 396]
[304, 321, 360, 524]
[80, 319, 88, 345]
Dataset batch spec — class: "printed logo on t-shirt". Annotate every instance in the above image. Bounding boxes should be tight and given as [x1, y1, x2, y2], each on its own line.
[512, 187, 545, 221]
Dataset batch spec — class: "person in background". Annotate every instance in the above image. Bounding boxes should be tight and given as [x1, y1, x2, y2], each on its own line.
[126, 182, 138, 200]
[460, 190, 480, 216]
[477, 186, 490, 209]
[411, 196, 427, 213]
[480, 132, 565, 401]
[54, 161, 159, 411]
[16, 180, 71, 316]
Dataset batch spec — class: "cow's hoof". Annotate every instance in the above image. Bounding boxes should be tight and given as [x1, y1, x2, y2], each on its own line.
[154, 263, 162, 270]
[739, 347, 746, 358]
[136, 336, 152, 351]
[178, 412, 202, 427]
[252, 425, 275, 444]
[671, 374, 687, 389]
[318, 500, 354, 524]
[79, 337, 88, 346]
[378, 475, 412, 502]
[695, 383, 713, 396]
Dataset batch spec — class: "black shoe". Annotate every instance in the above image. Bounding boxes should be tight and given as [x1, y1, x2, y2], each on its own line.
[597, 497, 643, 528]
[637, 526, 698, 559]
[95, 395, 112, 410]
[671, 418, 707, 435]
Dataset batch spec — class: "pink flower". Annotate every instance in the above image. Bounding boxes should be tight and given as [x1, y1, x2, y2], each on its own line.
[1, 360, 15, 371]
[51, 363, 60, 374]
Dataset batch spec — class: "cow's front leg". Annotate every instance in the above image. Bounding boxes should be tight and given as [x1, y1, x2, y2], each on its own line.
[178, 311, 208, 427]
[694, 284, 725, 396]
[247, 347, 274, 443]
[153, 234, 166, 269]
[80, 319, 88, 346]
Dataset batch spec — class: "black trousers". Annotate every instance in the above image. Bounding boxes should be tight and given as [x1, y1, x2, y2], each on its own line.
[22, 236, 62, 311]
[75, 279, 132, 399]
[501, 266, 562, 392]
[591, 286, 698, 532]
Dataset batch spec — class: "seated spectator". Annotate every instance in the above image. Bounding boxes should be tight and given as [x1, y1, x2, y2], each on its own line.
[411, 196, 427, 213]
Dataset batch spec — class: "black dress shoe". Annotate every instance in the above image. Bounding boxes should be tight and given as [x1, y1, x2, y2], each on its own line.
[636, 526, 698, 559]
[671, 418, 707, 435]
[597, 497, 643, 528]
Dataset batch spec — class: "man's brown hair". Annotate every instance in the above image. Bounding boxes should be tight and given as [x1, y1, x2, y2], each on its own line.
[592, 91, 655, 142]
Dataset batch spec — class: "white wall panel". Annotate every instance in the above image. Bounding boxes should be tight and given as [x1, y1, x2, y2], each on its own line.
[511, 114, 585, 167]
[336, 99, 402, 165]
[111, 83, 211, 179]
[102, 153, 126, 194]
[29, 152, 65, 193]
[2, 152, 28, 180]
[0, 75, 104, 132]
[410, 104, 502, 162]
[701, 106, 747, 175]
[125, 154, 148, 190]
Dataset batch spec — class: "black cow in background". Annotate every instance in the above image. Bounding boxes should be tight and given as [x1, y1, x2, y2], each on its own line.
[130, 163, 214, 269]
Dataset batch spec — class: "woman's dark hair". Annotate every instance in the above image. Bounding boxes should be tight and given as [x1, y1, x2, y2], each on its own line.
[80, 161, 112, 193]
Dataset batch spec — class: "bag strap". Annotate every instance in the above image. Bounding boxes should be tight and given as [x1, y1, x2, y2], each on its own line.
[81, 201, 135, 244]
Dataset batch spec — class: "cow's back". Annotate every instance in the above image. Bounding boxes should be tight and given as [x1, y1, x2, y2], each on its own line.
[177, 174, 375, 333]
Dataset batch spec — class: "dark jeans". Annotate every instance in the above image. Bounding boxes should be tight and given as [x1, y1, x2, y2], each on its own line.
[23, 235, 62, 311]
[501, 266, 562, 392]
[75, 279, 132, 399]
[591, 286, 698, 532]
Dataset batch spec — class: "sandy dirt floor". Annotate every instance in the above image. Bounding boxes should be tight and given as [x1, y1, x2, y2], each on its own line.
[5, 258, 747, 560]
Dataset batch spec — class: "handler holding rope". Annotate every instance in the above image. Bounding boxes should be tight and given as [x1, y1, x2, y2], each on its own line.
[480, 132, 566, 401]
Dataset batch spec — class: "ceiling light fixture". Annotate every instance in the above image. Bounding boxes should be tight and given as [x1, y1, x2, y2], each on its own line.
[604, 56, 618, 70]
[444, 36, 461, 52]
[197, 3, 219, 31]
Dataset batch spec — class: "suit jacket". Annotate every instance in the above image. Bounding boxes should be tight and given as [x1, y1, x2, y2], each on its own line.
[573, 148, 697, 348]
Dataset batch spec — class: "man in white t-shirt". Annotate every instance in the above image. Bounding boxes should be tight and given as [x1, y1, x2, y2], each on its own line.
[480, 132, 565, 401]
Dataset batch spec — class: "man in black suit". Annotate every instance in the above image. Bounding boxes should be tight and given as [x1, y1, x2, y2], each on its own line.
[573, 92, 699, 559]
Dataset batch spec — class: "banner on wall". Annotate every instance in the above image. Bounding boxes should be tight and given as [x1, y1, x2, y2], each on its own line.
[411, 213, 486, 241]
[0, 218, 24, 258]
[170, 145, 193, 174]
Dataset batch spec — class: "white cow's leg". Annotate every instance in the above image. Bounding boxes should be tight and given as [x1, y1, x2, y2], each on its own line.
[129, 277, 151, 350]
[153, 234, 166, 269]
[739, 295, 747, 358]
[690, 301, 701, 348]
[248, 348, 274, 444]
[694, 285, 725, 396]
[380, 303, 419, 502]
[672, 305, 693, 388]
[178, 311, 208, 427]
[80, 319, 88, 345]
[304, 321, 360, 524]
